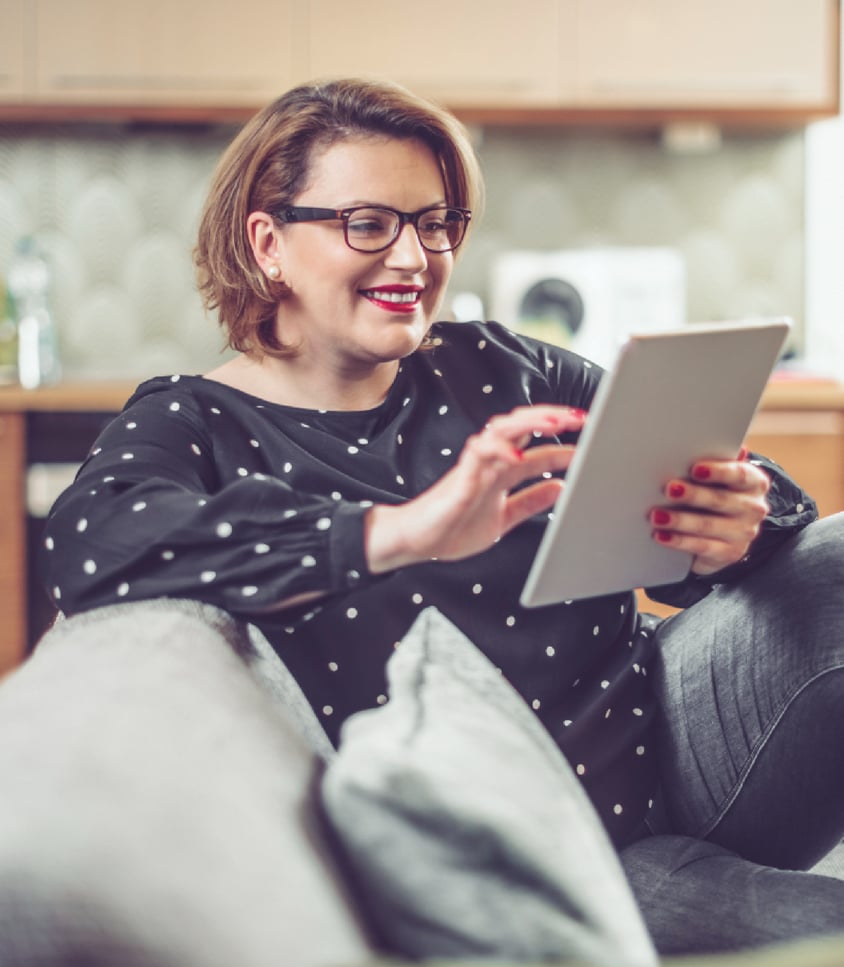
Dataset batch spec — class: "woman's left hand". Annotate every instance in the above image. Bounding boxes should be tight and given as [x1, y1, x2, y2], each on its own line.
[649, 450, 771, 576]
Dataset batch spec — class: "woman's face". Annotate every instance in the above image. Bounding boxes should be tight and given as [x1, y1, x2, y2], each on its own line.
[266, 136, 455, 374]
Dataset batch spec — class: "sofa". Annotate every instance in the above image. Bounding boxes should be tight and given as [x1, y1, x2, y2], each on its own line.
[0, 596, 842, 967]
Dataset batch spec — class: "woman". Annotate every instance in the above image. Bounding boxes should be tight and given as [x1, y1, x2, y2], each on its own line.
[41, 77, 844, 955]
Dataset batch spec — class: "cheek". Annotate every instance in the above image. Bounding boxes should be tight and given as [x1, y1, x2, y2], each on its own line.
[427, 262, 452, 306]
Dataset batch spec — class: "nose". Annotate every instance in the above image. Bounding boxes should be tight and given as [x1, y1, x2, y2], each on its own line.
[383, 221, 428, 271]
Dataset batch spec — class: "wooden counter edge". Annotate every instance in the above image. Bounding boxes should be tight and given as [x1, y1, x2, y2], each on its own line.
[1, 377, 842, 414]
[759, 379, 844, 410]
[0, 382, 138, 413]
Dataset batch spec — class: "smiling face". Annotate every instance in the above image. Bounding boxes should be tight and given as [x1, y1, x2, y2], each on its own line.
[259, 136, 455, 379]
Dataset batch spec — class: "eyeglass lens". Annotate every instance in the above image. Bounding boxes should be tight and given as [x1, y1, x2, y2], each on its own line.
[345, 208, 466, 252]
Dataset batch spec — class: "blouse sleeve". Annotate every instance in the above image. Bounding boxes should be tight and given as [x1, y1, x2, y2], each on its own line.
[39, 386, 375, 618]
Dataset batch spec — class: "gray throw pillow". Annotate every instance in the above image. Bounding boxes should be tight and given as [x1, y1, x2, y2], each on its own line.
[320, 607, 657, 967]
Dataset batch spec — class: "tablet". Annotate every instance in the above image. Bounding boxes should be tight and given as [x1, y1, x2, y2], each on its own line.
[519, 317, 792, 608]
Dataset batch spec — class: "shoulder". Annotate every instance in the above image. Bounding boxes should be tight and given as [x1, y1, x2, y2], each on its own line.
[125, 374, 255, 421]
[115, 375, 218, 443]
[125, 374, 203, 408]
[426, 320, 604, 407]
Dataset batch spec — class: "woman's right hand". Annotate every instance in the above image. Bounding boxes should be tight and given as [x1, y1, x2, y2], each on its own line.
[364, 404, 586, 573]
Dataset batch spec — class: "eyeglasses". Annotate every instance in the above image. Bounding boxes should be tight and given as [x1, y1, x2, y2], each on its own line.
[275, 205, 472, 254]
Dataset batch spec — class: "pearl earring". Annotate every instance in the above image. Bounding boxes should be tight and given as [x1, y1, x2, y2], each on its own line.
[267, 265, 281, 280]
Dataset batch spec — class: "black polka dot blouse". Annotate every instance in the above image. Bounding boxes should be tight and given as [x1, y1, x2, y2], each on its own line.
[40, 320, 816, 847]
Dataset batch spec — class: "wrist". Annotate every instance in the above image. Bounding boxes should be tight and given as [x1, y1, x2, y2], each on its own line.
[365, 504, 428, 574]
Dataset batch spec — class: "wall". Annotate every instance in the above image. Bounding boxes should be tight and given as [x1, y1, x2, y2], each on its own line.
[0, 123, 806, 382]
[804, 7, 844, 383]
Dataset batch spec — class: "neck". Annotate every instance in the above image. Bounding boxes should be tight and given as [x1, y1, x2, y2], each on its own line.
[205, 354, 400, 412]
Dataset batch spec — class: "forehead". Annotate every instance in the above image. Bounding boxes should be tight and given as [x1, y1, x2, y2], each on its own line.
[301, 135, 445, 200]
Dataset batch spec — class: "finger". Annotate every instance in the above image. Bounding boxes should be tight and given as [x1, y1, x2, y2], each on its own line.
[485, 405, 587, 447]
[688, 459, 771, 495]
[467, 425, 527, 468]
[652, 529, 750, 575]
[650, 506, 763, 545]
[462, 434, 576, 495]
[518, 442, 577, 475]
[502, 478, 565, 533]
[662, 478, 770, 518]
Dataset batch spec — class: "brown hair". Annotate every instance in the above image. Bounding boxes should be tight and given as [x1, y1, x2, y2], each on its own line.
[194, 77, 484, 357]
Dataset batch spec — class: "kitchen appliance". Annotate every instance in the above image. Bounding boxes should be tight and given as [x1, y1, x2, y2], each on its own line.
[489, 247, 686, 369]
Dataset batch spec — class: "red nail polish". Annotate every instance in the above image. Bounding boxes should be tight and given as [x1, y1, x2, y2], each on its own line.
[652, 509, 671, 525]
[693, 465, 711, 481]
[656, 530, 673, 543]
[668, 482, 686, 499]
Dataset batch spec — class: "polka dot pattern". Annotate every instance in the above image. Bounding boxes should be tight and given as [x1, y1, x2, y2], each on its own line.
[41, 320, 816, 847]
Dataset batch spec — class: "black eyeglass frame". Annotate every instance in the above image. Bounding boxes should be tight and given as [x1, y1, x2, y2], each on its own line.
[275, 205, 472, 254]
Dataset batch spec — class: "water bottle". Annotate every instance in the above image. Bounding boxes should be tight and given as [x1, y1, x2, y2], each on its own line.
[6, 236, 61, 389]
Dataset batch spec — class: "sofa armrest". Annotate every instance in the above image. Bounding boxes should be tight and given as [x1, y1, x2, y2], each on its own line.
[0, 598, 373, 967]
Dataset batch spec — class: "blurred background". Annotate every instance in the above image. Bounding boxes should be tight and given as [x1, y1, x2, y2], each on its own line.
[1, 0, 842, 378]
[0, 0, 842, 659]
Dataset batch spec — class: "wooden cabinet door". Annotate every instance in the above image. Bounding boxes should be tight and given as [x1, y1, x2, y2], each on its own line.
[747, 410, 844, 519]
[0, 0, 26, 101]
[573, 0, 838, 110]
[33, 0, 302, 106]
[306, 0, 576, 107]
[0, 414, 26, 672]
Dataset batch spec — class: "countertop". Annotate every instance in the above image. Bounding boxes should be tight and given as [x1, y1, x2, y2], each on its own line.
[1, 375, 843, 414]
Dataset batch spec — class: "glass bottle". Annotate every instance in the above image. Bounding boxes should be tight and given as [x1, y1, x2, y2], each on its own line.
[0, 275, 17, 384]
[6, 236, 61, 389]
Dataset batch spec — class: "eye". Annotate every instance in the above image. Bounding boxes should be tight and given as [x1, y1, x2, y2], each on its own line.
[346, 209, 394, 238]
[418, 211, 448, 234]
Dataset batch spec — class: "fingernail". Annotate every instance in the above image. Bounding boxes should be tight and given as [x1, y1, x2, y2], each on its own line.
[668, 482, 686, 499]
[652, 509, 671, 525]
[693, 465, 711, 480]
[569, 408, 588, 419]
[656, 530, 673, 543]
[738, 446, 749, 461]
[512, 447, 524, 461]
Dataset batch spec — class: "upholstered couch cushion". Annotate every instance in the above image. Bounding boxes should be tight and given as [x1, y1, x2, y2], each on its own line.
[0, 599, 374, 967]
[321, 607, 658, 967]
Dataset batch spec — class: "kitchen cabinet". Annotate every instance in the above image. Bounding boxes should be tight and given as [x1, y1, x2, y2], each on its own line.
[572, 0, 838, 114]
[745, 384, 844, 521]
[0, 382, 133, 676]
[306, 0, 576, 108]
[0, 411, 26, 670]
[0, 0, 26, 100]
[0, 0, 837, 123]
[30, 0, 303, 107]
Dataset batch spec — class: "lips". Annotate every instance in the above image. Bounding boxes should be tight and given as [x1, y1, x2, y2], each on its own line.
[361, 286, 422, 312]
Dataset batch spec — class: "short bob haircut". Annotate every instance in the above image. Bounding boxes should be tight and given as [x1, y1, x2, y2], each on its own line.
[194, 77, 484, 358]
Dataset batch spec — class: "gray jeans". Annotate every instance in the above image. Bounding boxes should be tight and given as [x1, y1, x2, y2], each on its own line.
[621, 512, 844, 955]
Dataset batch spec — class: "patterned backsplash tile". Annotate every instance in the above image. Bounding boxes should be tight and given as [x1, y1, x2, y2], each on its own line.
[0, 123, 805, 381]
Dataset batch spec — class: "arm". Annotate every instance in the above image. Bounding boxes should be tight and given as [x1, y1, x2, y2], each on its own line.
[43, 386, 586, 619]
[40, 390, 374, 618]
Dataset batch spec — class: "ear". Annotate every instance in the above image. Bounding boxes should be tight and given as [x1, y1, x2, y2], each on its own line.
[247, 211, 283, 281]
